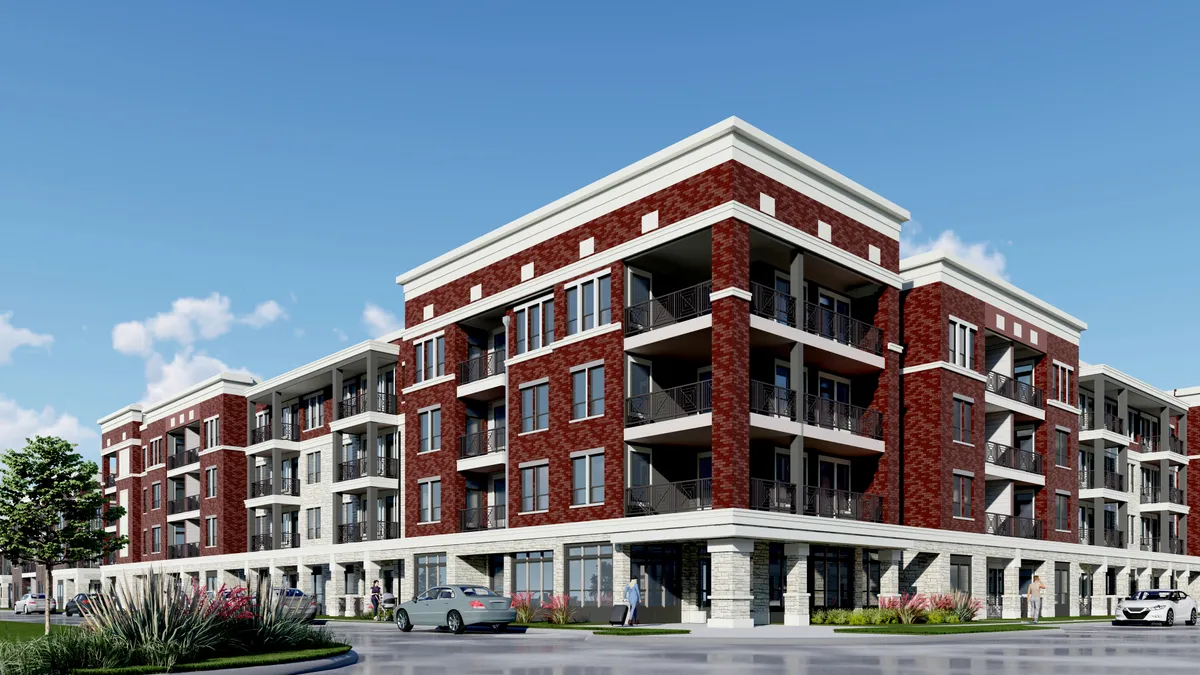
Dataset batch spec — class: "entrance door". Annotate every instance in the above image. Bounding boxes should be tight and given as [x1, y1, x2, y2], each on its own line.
[628, 270, 653, 331]
[1018, 568, 1033, 618]
[698, 553, 712, 619]
[768, 543, 785, 624]
[631, 545, 681, 623]
[1055, 563, 1070, 617]
[987, 568, 1005, 618]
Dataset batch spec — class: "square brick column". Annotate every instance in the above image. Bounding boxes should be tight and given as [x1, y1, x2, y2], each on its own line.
[710, 218, 750, 510]
[783, 543, 810, 626]
[707, 538, 754, 628]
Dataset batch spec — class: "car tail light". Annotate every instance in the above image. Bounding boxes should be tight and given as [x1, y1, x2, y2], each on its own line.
[469, 600, 485, 609]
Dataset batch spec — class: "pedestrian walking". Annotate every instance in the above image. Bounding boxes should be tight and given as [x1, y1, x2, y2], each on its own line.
[1027, 575, 1046, 624]
[624, 577, 640, 626]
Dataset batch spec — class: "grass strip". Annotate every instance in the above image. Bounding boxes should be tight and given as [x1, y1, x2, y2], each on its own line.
[513, 622, 607, 630]
[835, 623, 1055, 635]
[73, 645, 352, 675]
[0, 620, 76, 643]
[591, 628, 690, 636]
[975, 615, 1114, 623]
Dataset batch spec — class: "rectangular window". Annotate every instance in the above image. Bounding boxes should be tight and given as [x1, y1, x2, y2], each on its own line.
[149, 438, 163, 466]
[205, 516, 217, 548]
[304, 393, 325, 430]
[952, 398, 973, 443]
[1056, 493, 1070, 531]
[949, 555, 972, 595]
[204, 417, 220, 448]
[514, 296, 555, 354]
[521, 464, 550, 512]
[1056, 429, 1070, 467]
[521, 383, 550, 432]
[306, 507, 322, 539]
[513, 550, 554, 605]
[415, 553, 447, 596]
[1052, 363, 1073, 404]
[151, 482, 161, 510]
[151, 526, 161, 554]
[143, 488, 148, 513]
[414, 335, 446, 383]
[566, 544, 613, 607]
[566, 273, 612, 336]
[419, 479, 442, 523]
[205, 467, 217, 498]
[307, 452, 322, 483]
[572, 452, 604, 505]
[419, 409, 442, 452]
[953, 475, 973, 518]
[571, 364, 605, 419]
[948, 318, 976, 369]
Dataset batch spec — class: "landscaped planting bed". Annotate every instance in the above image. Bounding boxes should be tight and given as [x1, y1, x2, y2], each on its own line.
[835, 624, 1055, 635]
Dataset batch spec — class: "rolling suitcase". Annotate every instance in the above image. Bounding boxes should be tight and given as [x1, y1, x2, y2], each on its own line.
[609, 604, 628, 626]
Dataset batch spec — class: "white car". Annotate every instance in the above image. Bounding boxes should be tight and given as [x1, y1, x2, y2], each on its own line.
[14, 593, 55, 615]
[1113, 589, 1197, 626]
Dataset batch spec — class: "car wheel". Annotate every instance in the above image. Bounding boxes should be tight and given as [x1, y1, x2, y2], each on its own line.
[1165, 609, 1175, 627]
[1188, 609, 1197, 626]
[493, 623, 508, 633]
[448, 610, 465, 635]
[396, 610, 413, 632]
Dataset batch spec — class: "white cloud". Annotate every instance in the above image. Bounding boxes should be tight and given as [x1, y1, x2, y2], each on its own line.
[141, 348, 255, 405]
[112, 293, 235, 356]
[0, 395, 97, 456]
[0, 313, 53, 365]
[112, 320, 154, 356]
[240, 300, 288, 328]
[901, 229, 1007, 279]
[333, 328, 348, 342]
[362, 303, 403, 336]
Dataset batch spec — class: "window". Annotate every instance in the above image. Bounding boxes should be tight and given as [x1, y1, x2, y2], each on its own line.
[949, 555, 972, 595]
[205, 516, 217, 548]
[151, 482, 162, 510]
[953, 475, 973, 518]
[151, 526, 161, 554]
[205, 467, 217, 498]
[571, 364, 605, 420]
[515, 296, 555, 355]
[1056, 429, 1070, 467]
[1052, 363, 1072, 403]
[566, 273, 612, 336]
[204, 417, 220, 448]
[148, 438, 163, 466]
[952, 398, 973, 443]
[572, 451, 604, 506]
[514, 551, 554, 605]
[414, 334, 445, 383]
[1056, 493, 1070, 531]
[567, 544, 613, 607]
[306, 452, 322, 483]
[306, 507, 322, 539]
[521, 463, 550, 512]
[948, 317, 976, 369]
[304, 393, 325, 430]
[419, 479, 441, 523]
[142, 488, 148, 513]
[415, 553, 447, 596]
[205, 572, 218, 593]
[521, 382, 550, 432]
[419, 409, 442, 452]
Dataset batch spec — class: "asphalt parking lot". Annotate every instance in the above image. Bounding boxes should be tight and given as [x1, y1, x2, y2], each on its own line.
[320, 620, 1200, 675]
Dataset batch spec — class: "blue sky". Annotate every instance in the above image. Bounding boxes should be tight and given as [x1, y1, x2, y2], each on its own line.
[3, 2, 1199, 459]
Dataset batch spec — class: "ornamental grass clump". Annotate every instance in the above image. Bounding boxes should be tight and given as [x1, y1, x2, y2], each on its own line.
[880, 593, 928, 624]
[510, 592, 539, 623]
[544, 595, 578, 625]
[951, 591, 982, 622]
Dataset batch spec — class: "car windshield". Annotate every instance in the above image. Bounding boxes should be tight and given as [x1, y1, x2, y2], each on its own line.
[459, 586, 498, 597]
[32, 594, 45, 599]
[1132, 591, 1172, 600]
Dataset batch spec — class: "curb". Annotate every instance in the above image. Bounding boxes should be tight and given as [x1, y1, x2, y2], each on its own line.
[177, 650, 358, 675]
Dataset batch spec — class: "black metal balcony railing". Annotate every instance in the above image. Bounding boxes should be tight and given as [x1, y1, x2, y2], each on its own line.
[625, 380, 713, 427]
[1167, 537, 1185, 555]
[1079, 528, 1094, 546]
[167, 542, 199, 560]
[802, 394, 884, 440]
[1170, 486, 1186, 505]
[985, 441, 1044, 475]
[1102, 528, 1126, 548]
[460, 427, 507, 459]
[250, 533, 272, 552]
[749, 381, 797, 420]
[625, 479, 713, 516]
[749, 478, 797, 513]
[250, 479, 273, 498]
[458, 350, 506, 385]
[278, 532, 301, 550]
[250, 423, 300, 445]
[104, 475, 116, 488]
[337, 458, 368, 481]
[280, 477, 301, 497]
[460, 506, 507, 531]
[802, 302, 884, 356]
[750, 282, 797, 327]
[801, 486, 884, 523]
[1081, 470, 1125, 492]
[1140, 536, 1161, 553]
[20, 562, 36, 574]
[377, 521, 401, 540]
[1141, 488, 1159, 504]
[338, 392, 399, 418]
[166, 495, 200, 515]
[986, 372, 1044, 408]
[337, 522, 367, 544]
[624, 280, 713, 336]
[1080, 411, 1124, 435]
[1170, 435, 1186, 455]
[986, 513, 1044, 539]
[166, 448, 199, 470]
[1139, 435, 1158, 452]
[375, 457, 400, 479]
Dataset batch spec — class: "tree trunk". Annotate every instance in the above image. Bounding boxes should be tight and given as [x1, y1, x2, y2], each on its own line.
[44, 564, 52, 636]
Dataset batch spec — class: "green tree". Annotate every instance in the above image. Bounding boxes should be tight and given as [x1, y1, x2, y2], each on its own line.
[0, 436, 127, 634]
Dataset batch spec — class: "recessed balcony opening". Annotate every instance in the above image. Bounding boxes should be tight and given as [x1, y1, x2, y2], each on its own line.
[747, 444, 885, 522]
[624, 353, 713, 445]
[624, 230, 713, 349]
[458, 307, 506, 393]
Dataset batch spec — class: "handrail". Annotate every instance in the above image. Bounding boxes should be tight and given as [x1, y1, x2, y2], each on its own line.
[459, 427, 507, 458]
[250, 423, 300, 445]
[460, 506, 507, 531]
[337, 522, 367, 544]
[749, 282, 797, 327]
[986, 371, 1044, 407]
[625, 479, 712, 516]
[458, 350, 506, 384]
[749, 478, 797, 513]
[624, 281, 713, 336]
[985, 441, 1044, 474]
[625, 381, 713, 426]
[800, 486, 884, 522]
[749, 381, 796, 420]
[166, 448, 199, 470]
[802, 394, 883, 439]
[985, 513, 1043, 539]
[802, 302, 883, 355]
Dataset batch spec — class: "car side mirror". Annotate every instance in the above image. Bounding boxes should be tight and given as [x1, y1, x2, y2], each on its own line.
[411, 596, 418, 602]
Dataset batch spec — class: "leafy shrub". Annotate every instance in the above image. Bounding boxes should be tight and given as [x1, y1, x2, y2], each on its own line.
[926, 608, 958, 624]
[929, 594, 955, 612]
[883, 593, 928, 624]
[874, 608, 899, 625]
[848, 610, 869, 626]
[810, 609, 827, 625]
[825, 609, 853, 625]
[544, 595, 578, 625]
[952, 591, 982, 622]
[510, 592, 539, 624]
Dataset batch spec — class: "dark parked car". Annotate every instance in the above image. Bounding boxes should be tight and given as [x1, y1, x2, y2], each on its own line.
[64, 593, 100, 616]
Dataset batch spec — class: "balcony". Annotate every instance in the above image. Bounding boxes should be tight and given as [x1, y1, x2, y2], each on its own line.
[1170, 435, 1186, 455]
[1080, 470, 1125, 492]
[280, 478, 301, 496]
[625, 381, 712, 427]
[1080, 528, 1126, 548]
[1140, 536, 1160, 553]
[166, 448, 199, 471]
[167, 542, 199, 560]
[1079, 411, 1124, 435]
[749, 381, 797, 420]
[278, 532, 301, 550]
[338, 392, 398, 418]
[337, 523, 367, 544]
[250, 534, 272, 552]
[748, 283, 885, 370]
[104, 475, 116, 488]
[250, 423, 300, 445]
[625, 478, 712, 516]
[252, 477, 301, 498]
[460, 506, 507, 531]
[624, 281, 712, 337]
[336, 457, 398, 481]
[985, 513, 1043, 539]
[458, 351, 505, 385]
[166, 495, 200, 515]
[801, 394, 883, 440]
[1167, 537, 1185, 555]
[377, 522, 400, 540]
[1170, 487, 1186, 505]
[986, 372, 1044, 409]
[985, 441, 1044, 475]
[250, 479, 273, 498]
[749, 478, 796, 513]
[800, 486, 884, 522]
[20, 563, 35, 574]
[459, 427, 507, 459]
[102, 553, 118, 566]
[1140, 488, 1159, 505]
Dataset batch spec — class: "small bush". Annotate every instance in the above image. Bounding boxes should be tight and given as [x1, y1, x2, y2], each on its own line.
[848, 610, 869, 626]
[510, 592, 539, 624]
[926, 609, 958, 624]
[544, 595, 578, 625]
[952, 591, 982, 622]
[928, 593, 955, 612]
[810, 609, 827, 625]
[826, 609, 853, 625]
[874, 608, 899, 625]
[884, 593, 928, 624]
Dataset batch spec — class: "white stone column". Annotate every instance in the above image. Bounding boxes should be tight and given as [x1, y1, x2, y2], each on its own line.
[1002, 555, 1022, 619]
[1036, 560, 1056, 618]
[1069, 561, 1082, 618]
[783, 543, 810, 626]
[330, 560, 346, 616]
[878, 550, 901, 603]
[707, 538, 754, 628]
[613, 545, 631, 606]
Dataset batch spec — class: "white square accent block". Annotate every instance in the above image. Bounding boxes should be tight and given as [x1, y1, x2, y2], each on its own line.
[818, 221, 832, 242]
[641, 211, 659, 233]
[1029, 329, 1038, 345]
[996, 315, 1005, 330]
[423, 304, 434, 320]
[1013, 322, 1022, 338]
[579, 237, 595, 258]
[470, 284, 482, 302]
[868, 245, 880, 264]
[759, 193, 775, 217]
[521, 262, 535, 281]
[189, 411, 195, 421]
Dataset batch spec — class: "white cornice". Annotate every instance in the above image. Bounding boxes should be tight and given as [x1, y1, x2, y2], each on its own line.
[244, 340, 401, 400]
[98, 405, 144, 431]
[1079, 363, 1188, 412]
[140, 374, 257, 427]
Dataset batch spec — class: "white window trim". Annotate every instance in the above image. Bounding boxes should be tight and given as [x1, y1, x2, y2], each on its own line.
[204, 516, 217, 548]
[564, 269, 613, 337]
[205, 467, 217, 499]
[519, 377, 550, 389]
[303, 392, 325, 431]
[519, 462, 551, 514]
[417, 408, 441, 454]
[417, 477, 441, 525]
[570, 448, 604, 459]
[513, 294, 555, 356]
[519, 381, 550, 434]
[952, 393, 975, 404]
[413, 331, 446, 384]
[571, 362, 605, 422]
[570, 448, 605, 507]
[953, 469, 975, 478]
[948, 316, 977, 370]
[570, 359, 605, 373]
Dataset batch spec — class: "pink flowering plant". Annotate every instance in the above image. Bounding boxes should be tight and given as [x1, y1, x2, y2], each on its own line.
[544, 594, 578, 625]
[510, 591, 539, 623]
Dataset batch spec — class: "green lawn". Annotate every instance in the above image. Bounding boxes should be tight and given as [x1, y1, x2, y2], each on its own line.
[515, 622, 689, 635]
[0, 620, 75, 642]
[74, 645, 352, 675]
[835, 623, 1056, 635]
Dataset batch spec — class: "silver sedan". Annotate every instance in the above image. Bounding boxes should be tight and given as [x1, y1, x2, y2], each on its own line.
[395, 585, 516, 634]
